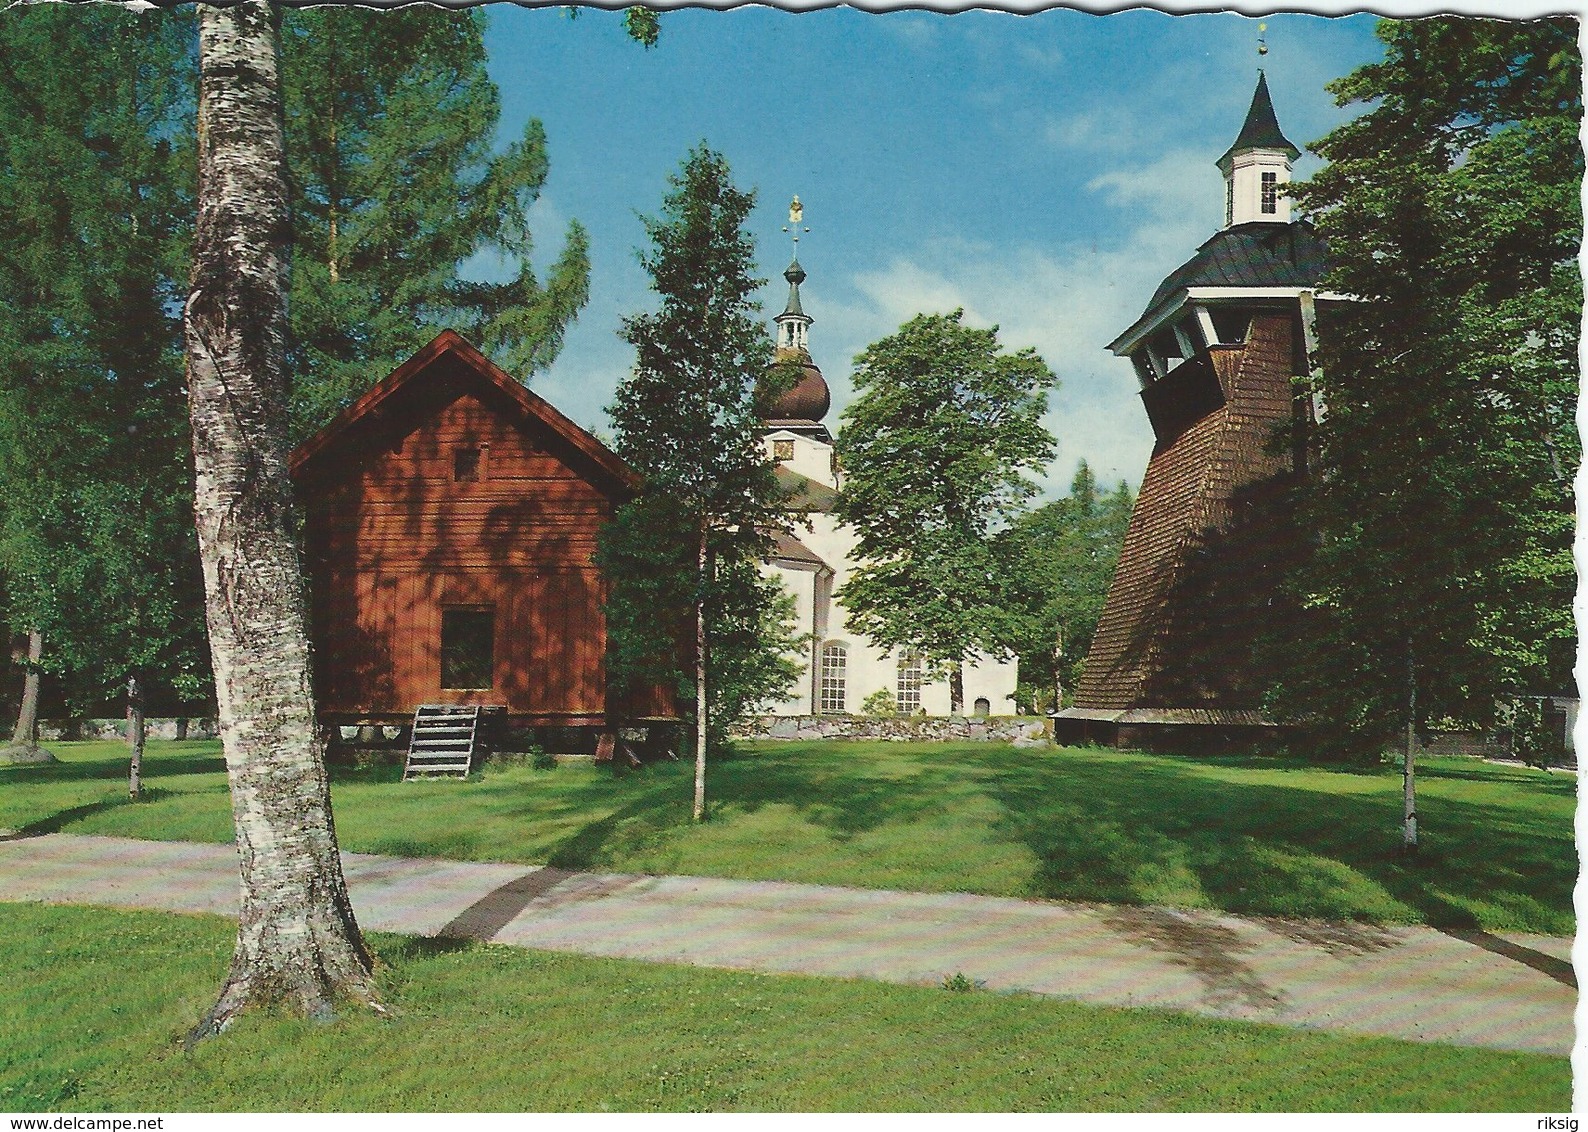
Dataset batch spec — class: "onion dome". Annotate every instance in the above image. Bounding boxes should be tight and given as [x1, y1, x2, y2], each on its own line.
[767, 346, 831, 423]
[764, 254, 830, 426]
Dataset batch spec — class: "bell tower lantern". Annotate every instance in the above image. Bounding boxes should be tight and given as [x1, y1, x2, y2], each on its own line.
[1217, 71, 1301, 227]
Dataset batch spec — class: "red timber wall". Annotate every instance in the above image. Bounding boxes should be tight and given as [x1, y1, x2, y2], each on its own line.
[294, 354, 620, 726]
[1075, 312, 1308, 714]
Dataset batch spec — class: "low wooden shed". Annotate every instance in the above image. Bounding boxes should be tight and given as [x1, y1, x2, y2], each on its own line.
[289, 330, 664, 732]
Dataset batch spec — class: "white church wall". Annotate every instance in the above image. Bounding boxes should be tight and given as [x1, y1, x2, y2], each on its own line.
[761, 439, 1020, 719]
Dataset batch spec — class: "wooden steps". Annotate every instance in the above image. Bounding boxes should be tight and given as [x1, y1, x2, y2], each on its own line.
[403, 705, 481, 781]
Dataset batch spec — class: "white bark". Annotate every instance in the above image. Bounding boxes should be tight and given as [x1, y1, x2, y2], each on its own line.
[693, 523, 708, 822]
[185, 1, 379, 1041]
[127, 675, 144, 802]
[1, 629, 52, 764]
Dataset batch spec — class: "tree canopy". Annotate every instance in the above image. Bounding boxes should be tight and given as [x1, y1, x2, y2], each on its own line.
[835, 309, 1056, 711]
[1278, 17, 1580, 753]
[0, 4, 599, 718]
[281, 7, 592, 437]
[0, 4, 206, 717]
[998, 462, 1133, 713]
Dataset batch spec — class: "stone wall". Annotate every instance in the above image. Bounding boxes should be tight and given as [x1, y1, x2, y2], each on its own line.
[734, 714, 1050, 746]
[37, 718, 219, 742]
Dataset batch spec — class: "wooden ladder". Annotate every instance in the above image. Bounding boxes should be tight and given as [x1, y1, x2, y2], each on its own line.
[402, 705, 481, 781]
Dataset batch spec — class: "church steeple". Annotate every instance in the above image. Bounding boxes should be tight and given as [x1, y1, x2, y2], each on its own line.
[763, 195, 830, 432]
[1217, 72, 1300, 228]
[775, 196, 813, 353]
[776, 258, 812, 352]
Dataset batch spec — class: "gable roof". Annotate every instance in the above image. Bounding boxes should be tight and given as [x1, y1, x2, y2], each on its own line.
[288, 330, 638, 495]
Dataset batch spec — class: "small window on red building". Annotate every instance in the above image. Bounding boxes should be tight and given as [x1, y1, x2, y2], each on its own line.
[441, 607, 494, 689]
[453, 446, 482, 482]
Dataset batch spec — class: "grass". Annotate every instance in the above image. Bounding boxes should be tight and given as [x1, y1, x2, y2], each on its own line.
[0, 738, 1574, 934]
[0, 902, 1568, 1112]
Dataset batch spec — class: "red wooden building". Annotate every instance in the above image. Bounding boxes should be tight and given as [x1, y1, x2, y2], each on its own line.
[289, 330, 665, 733]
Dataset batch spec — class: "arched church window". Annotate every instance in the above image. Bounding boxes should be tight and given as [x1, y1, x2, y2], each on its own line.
[973, 696, 990, 718]
[819, 642, 847, 715]
[896, 650, 923, 715]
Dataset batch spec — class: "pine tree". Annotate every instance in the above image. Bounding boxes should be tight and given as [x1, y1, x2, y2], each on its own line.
[835, 310, 1057, 712]
[280, 7, 592, 437]
[1281, 18, 1579, 846]
[604, 145, 797, 821]
[998, 463, 1133, 712]
[0, 3, 205, 765]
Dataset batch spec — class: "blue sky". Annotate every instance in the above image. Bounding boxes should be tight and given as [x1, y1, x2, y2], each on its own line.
[481, 7, 1390, 494]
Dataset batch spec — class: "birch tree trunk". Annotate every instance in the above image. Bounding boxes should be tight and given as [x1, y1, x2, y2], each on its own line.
[10, 628, 41, 746]
[127, 674, 144, 802]
[693, 522, 708, 822]
[1402, 640, 1418, 854]
[184, 0, 379, 1041]
[1, 629, 52, 764]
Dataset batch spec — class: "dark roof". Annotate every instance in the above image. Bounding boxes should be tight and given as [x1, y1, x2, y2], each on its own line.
[780, 259, 808, 318]
[764, 348, 831, 423]
[1217, 71, 1300, 166]
[770, 530, 831, 570]
[774, 464, 838, 512]
[1138, 221, 1327, 324]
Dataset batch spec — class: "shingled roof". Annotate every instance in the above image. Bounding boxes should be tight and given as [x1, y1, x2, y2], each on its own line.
[1218, 71, 1301, 166]
[1112, 221, 1327, 355]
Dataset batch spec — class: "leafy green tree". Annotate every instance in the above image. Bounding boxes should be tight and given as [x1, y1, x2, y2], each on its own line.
[0, 3, 206, 769]
[603, 145, 798, 820]
[1280, 18, 1579, 847]
[835, 310, 1057, 713]
[998, 462, 1133, 713]
[280, 7, 592, 437]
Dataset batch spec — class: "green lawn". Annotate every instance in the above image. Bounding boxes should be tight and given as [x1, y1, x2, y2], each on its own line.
[0, 902, 1567, 1112]
[1, 738, 1574, 934]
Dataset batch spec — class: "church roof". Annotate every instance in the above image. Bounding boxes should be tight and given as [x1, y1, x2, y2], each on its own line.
[775, 464, 838, 512]
[1217, 71, 1300, 166]
[765, 349, 831, 423]
[770, 530, 831, 570]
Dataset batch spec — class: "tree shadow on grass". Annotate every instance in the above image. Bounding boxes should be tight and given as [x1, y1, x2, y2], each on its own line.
[0, 747, 227, 786]
[984, 750, 1574, 934]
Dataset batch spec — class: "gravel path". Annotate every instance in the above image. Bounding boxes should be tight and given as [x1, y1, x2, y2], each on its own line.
[0, 832, 1572, 1055]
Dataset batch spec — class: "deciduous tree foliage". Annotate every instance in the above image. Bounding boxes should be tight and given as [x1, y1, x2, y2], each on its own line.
[835, 310, 1057, 712]
[0, 4, 208, 753]
[1278, 18, 1579, 771]
[602, 145, 799, 819]
[998, 462, 1133, 712]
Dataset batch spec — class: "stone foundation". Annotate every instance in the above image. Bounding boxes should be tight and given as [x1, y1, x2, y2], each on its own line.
[734, 714, 1050, 746]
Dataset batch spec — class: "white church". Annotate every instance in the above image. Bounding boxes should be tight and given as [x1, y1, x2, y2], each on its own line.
[754, 220, 1020, 718]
